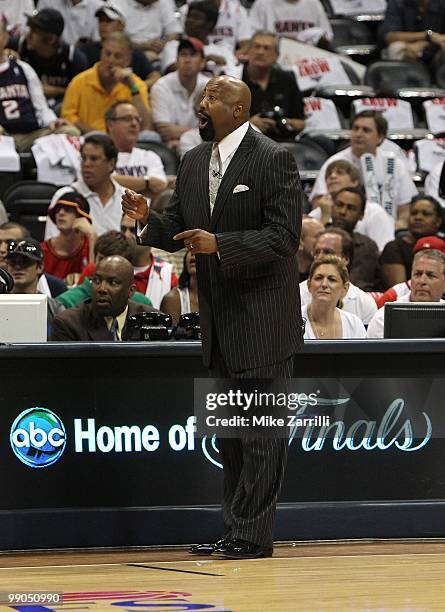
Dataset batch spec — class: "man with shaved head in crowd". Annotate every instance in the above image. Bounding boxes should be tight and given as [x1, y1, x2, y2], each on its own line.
[123, 75, 303, 560]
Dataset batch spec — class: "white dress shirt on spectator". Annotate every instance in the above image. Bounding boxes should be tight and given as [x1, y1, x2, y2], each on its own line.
[44, 177, 125, 239]
[113, 0, 181, 45]
[151, 71, 209, 128]
[38, 0, 102, 46]
[179, 127, 201, 156]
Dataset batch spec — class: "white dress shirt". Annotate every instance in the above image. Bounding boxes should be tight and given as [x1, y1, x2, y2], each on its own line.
[151, 71, 209, 128]
[216, 120, 250, 176]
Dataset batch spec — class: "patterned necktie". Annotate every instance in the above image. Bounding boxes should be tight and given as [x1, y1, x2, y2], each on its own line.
[209, 142, 222, 215]
[110, 318, 119, 342]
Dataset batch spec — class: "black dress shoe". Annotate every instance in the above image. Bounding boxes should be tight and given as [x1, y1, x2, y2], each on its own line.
[189, 538, 228, 555]
[214, 538, 273, 559]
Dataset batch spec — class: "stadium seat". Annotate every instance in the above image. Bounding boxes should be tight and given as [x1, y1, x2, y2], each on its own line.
[364, 61, 431, 94]
[305, 133, 338, 157]
[3, 181, 60, 241]
[19, 152, 37, 180]
[135, 141, 179, 175]
[280, 138, 329, 171]
[435, 64, 445, 90]
[330, 18, 377, 64]
[0, 169, 23, 201]
[331, 18, 374, 46]
[315, 83, 375, 118]
[324, 0, 386, 20]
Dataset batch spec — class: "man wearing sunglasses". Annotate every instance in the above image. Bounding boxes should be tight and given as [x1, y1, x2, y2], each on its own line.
[0, 221, 66, 297]
[5, 238, 65, 336]
[105, 100, 167, 196]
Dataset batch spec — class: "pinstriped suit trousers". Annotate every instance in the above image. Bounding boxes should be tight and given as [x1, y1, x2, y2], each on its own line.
[209, 336, 294, 547]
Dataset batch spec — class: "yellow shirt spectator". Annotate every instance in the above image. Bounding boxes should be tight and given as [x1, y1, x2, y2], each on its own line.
[61, 33, 152, 133]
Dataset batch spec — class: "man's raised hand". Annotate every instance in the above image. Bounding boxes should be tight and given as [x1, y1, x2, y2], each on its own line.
[122, 189, 150, 225]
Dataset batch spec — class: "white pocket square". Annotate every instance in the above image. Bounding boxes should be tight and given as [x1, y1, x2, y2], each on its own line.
[233, 184, 250, 193]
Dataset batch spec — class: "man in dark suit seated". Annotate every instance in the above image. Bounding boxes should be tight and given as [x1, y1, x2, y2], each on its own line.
[122, 75, 303, 560]
[50, 255, 156, 341]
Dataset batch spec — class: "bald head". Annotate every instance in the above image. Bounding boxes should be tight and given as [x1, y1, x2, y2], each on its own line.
[199, 76, 251, 142]
[97, 255, 134, 284]
[210, 76, 251, 114]
[93, 255, 136, 317]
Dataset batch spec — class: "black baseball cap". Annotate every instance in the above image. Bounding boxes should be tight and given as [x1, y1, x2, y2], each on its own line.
[48, 191, 92, 224]
[26, 8, 65, 37]
[6, 238, 43, 264]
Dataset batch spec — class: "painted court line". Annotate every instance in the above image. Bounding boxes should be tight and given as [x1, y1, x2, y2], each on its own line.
[127, 563, 224, 576]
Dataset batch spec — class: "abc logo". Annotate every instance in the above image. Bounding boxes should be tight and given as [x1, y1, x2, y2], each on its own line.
[10, 407, 66, 468]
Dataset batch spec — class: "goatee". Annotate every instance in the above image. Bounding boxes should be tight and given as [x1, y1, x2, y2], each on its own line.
[199, 116, 215, 141]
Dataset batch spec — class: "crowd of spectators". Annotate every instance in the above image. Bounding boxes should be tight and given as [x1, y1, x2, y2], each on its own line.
[1, 0, 445, 341]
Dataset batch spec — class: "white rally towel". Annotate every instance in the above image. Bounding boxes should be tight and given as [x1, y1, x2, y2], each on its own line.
[361, 152, 397, 218]
[413, 137, 445, 174]
[279, 37, 366, 81]
[353, 98, 414, 130]
[292, 56, 351, 91]
[423, 98, 445, 133]
[32, 134, 82, 185]
[303, 97, 342, 130]
[0, 135, 20, 172]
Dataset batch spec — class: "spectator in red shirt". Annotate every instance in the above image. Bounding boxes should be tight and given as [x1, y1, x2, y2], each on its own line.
[41, 191, 97, 282]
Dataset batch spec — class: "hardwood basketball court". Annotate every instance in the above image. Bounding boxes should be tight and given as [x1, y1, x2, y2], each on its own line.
[1, 540, 445, 610]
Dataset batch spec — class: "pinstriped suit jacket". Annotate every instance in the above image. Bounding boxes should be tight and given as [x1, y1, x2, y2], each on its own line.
[141, 126, 303, 372]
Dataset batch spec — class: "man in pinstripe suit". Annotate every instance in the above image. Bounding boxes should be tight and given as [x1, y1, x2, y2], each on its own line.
[122, 75, 303, 559]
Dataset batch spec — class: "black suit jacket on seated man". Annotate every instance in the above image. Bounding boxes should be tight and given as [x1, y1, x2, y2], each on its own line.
[50, 299, 156, 341]
[140, 125, 303, 372]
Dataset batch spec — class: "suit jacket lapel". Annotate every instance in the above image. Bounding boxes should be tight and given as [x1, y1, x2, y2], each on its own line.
[209, 128, 254, 231]
[87, 303, 113, 341]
